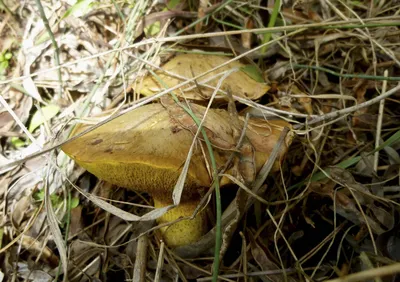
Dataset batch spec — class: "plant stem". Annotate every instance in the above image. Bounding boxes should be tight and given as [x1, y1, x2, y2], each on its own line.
[261, 0, 280, 53]
[34, 0, 63, 97]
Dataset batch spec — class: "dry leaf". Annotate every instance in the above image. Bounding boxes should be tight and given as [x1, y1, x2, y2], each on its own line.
[20, 236, 60, 267]
[11, 196, 31, 229]
[135, 53, 270, 101]
[249, 232, 294, 282]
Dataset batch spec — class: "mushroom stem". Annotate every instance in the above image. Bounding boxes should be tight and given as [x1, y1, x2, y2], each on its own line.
[153, 196, 207, 247]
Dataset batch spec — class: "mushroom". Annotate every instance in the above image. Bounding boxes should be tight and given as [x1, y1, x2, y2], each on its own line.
[62, 101, 291, 247]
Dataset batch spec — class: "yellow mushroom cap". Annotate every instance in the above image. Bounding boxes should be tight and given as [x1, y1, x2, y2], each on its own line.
[62, 103, 218, 196]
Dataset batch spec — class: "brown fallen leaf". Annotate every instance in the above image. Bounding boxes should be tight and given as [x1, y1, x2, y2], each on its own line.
[135, 53, 270, 101]
[20, 235, 60, 267]
[249, 231, 296, 282]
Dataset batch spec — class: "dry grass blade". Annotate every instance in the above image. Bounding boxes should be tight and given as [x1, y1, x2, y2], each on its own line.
[326, 262, 400, 282]
[44, 170, 67, 281]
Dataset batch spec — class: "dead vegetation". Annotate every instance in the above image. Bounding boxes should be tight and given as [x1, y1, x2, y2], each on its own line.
[1, 0, 400, 281]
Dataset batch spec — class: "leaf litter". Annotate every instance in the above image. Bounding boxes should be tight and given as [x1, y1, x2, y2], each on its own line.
[1, 0, 400, 281]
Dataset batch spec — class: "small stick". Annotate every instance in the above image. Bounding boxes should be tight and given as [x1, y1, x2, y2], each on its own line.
[132, 235, 148, 282]
[294, 83, 400, 130]
[154, 241, 165, 282]
[374, 70, 388, 171]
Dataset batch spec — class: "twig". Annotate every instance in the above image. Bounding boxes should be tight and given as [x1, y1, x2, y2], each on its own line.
[374, 70, 388, 171]
[197, 268, 300, 281]
[294, 83, 400, 130]
[132, 235, 148, 282]
[154, 241, 165, 282]
[325, 262, 400, 282]
[295, 64, 400, 81]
